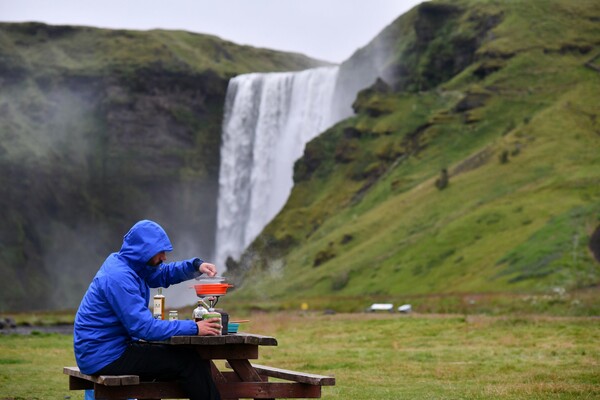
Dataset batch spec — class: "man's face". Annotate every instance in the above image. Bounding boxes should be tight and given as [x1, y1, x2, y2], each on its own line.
[148, 251, 167, 267]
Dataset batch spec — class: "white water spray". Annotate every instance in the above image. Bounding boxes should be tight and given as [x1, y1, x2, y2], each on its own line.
[215, 66, 340, 268]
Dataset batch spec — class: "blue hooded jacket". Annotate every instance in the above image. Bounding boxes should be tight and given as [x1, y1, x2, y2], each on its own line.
[74, 220, 202, 374]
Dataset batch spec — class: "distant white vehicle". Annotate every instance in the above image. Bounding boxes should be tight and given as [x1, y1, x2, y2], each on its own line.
[398, 304, 412, 313]
[367, 303, 394, 312]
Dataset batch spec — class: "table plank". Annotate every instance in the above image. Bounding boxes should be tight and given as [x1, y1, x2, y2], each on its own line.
[236, 332, 278, 346]
[194, 344, 259, 360]
[167, 333, 277, 346]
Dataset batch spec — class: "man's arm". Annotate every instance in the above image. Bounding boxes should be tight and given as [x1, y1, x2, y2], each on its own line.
[146, 258, 217, 288]
[146, 258, 201, 288]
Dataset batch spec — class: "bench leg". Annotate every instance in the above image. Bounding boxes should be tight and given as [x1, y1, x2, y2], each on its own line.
[227, 359, 274, 400]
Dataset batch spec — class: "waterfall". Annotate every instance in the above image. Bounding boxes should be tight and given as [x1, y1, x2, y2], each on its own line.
[215, 66, 339, 268]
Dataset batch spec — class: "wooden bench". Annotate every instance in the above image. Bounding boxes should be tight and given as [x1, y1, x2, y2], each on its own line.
[64, 364, 335, 399]
[226, 362, 335, 386]
[64, 366, 185, 399]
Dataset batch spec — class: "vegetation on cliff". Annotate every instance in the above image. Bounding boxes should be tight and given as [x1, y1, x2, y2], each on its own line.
[229, 0, 600, 312]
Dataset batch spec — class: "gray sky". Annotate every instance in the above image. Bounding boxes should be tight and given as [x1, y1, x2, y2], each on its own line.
[0, 0, 424, 63]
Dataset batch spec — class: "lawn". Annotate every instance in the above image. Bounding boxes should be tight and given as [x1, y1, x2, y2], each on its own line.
[0, 312, 598, 399]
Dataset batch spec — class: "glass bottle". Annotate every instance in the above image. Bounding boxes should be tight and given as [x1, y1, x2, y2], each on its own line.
[153, 288, 165, 320]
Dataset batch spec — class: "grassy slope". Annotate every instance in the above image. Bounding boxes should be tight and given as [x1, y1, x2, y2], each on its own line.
[229, 0, 600, 310]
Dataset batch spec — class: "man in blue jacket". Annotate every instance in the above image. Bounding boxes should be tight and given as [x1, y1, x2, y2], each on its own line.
[74, 219, 222, 400]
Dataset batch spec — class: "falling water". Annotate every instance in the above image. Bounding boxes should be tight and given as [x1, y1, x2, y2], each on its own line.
[215, 66, 339, 268]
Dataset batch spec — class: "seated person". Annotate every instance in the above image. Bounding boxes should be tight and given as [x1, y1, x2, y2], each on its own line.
[74, 219, 221, 400]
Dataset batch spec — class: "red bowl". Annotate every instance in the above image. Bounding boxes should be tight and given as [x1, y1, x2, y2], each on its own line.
[194, 283, 233, 296]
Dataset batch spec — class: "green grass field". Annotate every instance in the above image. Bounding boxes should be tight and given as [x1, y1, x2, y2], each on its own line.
[0, 312, 598, 399]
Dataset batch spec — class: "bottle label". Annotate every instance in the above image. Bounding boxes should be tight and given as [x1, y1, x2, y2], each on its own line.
[153, 299, 164, 319]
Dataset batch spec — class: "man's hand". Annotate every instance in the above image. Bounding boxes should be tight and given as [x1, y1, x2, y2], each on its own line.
[196, 318, 221, 336]
[199, 262, 217, 277]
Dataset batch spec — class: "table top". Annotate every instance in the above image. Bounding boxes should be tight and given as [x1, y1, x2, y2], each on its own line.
[166, 332, 278, 346]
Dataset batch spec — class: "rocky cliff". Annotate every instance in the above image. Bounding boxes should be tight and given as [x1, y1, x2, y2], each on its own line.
[331, 1, 502, 120]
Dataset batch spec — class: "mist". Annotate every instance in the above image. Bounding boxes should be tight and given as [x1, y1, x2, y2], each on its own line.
[0, 27, 226, 311]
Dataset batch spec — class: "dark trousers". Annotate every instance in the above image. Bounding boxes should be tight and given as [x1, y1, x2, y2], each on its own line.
[96, 341, 221, 400]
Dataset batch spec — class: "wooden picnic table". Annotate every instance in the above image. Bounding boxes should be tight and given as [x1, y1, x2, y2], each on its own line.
[64, 332, 335, 399]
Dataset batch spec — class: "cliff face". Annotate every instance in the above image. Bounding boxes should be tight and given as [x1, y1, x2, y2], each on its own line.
[331, 1, 502, 121]
[0, 22, 325, 311]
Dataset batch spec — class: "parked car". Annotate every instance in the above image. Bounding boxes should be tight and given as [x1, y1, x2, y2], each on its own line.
[366, 303, 395, 312]
[398, 304, 412, 313]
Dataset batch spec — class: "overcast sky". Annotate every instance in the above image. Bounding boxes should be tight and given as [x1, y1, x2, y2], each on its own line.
[0, 0, 424, 63]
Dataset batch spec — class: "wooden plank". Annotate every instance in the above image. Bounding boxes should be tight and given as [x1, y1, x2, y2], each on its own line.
[194, 344, 259, 359]
[168, 335, 191, 345]
[251, 364, 336, 386]
[237, 332, 278, 346]
[218, 382, 322, 399]
[118, 375, 141, 386]
[98, 375, 140, 386]
[187, 335, 240, 345]
[169, 333, 277, 347]
[212, 370, 267, 383]
[224, 362, 336, 386]
[69, 375, 93, 390]
[227, 359, 263, 382]
[221, 371, 252, 382]
[93, 381, 321, 399]
[94, 381, 185, 399]
[226, 359, 277, 399]
[63, 367, 139, 386]
[64, 366, 88, 379]
[210, 360, 229, 384]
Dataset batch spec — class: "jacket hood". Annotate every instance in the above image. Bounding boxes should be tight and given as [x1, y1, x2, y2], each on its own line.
[119, 220, 173, 267]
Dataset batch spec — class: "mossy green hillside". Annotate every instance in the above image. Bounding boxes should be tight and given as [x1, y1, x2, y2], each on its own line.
[0, 23, 325, 77]
[229, 0, 600, 309]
